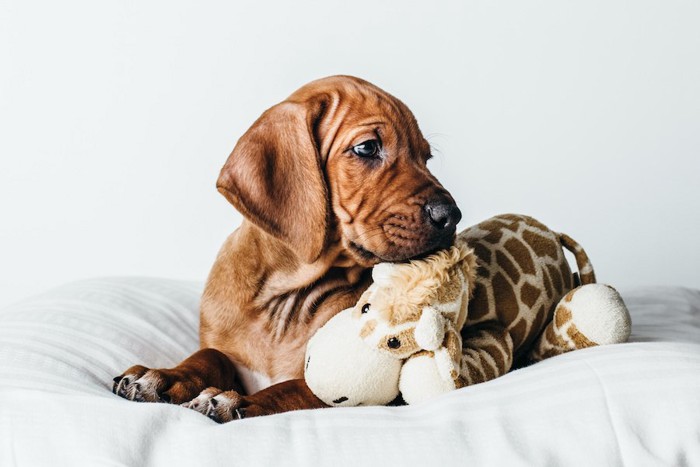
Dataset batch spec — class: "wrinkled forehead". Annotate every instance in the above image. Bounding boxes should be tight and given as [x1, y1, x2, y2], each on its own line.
[288, 76, 431, 157]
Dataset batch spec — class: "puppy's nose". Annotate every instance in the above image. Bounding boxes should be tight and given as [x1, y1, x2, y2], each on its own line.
[424, 200, 462, 230]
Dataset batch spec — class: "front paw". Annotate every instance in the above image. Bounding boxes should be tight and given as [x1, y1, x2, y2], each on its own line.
[113, 365, 167, 402]
[182, 388, 247, 423]
[112, 365, 201, 404]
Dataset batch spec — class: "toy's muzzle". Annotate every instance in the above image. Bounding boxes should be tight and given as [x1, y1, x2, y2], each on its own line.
[304, 309, 402, 407]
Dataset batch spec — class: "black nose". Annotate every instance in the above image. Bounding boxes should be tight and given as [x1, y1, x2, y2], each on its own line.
[424, 200, 462, 230]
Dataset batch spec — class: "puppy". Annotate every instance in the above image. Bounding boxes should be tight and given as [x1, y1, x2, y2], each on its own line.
[113, 75, 461, 421]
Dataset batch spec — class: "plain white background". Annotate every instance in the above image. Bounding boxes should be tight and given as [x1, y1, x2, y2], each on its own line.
[1, 1, 699, 308]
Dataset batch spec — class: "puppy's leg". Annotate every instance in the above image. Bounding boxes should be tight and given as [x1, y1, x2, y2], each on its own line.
[184, 379, 328, 422]
[112, 348, 242, 404]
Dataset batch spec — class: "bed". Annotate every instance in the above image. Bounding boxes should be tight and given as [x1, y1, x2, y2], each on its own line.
[1, 277, 699, 466]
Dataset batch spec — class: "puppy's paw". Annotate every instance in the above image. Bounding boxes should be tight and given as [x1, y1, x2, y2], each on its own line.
[112, 366, 202, 404]
[180, 387, 222, 413]
[113, 365, 166, 402]
[182, 388, 247, 423]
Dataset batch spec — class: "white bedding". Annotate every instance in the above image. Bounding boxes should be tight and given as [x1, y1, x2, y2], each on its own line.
[1, 278, 699, 466]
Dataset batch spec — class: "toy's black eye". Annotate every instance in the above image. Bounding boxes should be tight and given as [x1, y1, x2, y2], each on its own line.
[387, 337, 401, 349]
[351, 140, 380, 158]
[361, 303, 370, 314]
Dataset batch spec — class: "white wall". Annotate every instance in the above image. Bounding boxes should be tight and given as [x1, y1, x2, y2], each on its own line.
[1, 0, 699, 308]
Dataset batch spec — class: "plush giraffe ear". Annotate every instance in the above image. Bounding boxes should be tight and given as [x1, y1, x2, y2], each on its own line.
[217, 100, 329, 263]
[414, 306, 446, 351]
[371, 262, 400, 287]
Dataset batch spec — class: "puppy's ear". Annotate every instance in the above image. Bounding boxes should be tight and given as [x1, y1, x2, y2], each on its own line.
[217, 100, 329, 263]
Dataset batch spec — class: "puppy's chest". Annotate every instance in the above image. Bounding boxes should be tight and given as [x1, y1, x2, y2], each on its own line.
[263, 271, 370, 342]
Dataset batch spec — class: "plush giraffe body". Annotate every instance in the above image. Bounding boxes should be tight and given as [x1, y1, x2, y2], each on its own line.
[305, 214, 631, 406]
[447, 214, 609, 389]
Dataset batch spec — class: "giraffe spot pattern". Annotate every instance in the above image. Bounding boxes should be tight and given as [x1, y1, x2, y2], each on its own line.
[472, 242, 492, 265]
[520, 282, 541, 308]
[503, 238, 536, 275]
[476, 351, 497, 380]
[540, 326, 565, 359]
[467, 284, 492, 321]
[499, 214, 527, 228]
[532, 304, 549, 337]
[566, 325, 597, 348]
[478, 219, 511, 233]
[562, 266, 574, 290]
[464, 356, 484, 384]
[492, 272, 519, 326]
[483, 230, 503, 245]
[445, 329, 462, 364]
[563, 289, 576, 302]
[502, 221, 522, 233]
[527, 217, 556, 235]
[542, 268, 554, 298]
[496, 250, 521, 284]
[555, 305, 572, 328]
[522, 229, 560, 261]
[509, 319, 528, 348]
[458, 214, 592, 378]
[485, 345, 506, 373]
[547, 264, 564, 295]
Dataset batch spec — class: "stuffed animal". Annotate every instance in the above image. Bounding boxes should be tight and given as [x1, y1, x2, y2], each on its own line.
[305, 242, 474, 407]
[304, 214, 632, 406]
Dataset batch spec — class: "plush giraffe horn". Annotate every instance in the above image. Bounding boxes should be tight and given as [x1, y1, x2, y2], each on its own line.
[371, 263, 399, 287]
[414, 306, 446, 351]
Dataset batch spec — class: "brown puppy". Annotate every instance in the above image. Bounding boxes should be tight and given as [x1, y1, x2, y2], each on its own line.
[113, 76, 461, 421]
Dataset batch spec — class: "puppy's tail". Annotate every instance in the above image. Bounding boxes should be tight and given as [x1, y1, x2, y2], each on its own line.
[558, 233, 596, 285]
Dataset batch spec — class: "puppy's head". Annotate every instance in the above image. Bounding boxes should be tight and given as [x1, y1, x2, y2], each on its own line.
[217, 76, 461, 265]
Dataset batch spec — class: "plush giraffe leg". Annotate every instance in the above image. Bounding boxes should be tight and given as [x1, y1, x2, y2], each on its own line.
[527, 284, 631, 364]
[457, 321, 514, 387]
[398, 324, 463, 404]
[399, 322, 514, 404]
[399, 322, 513, 404]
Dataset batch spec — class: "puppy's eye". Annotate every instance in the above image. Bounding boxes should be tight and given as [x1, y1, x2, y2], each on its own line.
[351, 140, 380, 158]
[361, 303, 370, 314]
[387, 337, 401, 349]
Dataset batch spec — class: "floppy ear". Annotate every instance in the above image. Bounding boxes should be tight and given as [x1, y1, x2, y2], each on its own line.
[217, 100, 329, 263]
[414, 305, 446, 351]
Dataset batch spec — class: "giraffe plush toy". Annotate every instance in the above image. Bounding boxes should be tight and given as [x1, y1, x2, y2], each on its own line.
[304, 214, 632, 406]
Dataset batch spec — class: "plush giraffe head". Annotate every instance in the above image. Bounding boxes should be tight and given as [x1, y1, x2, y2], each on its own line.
[304, 242, 476, 407]
[353, 241, 477, 359]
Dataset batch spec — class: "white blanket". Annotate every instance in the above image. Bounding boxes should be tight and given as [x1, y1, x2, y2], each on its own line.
[1, 278, 699, 466]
